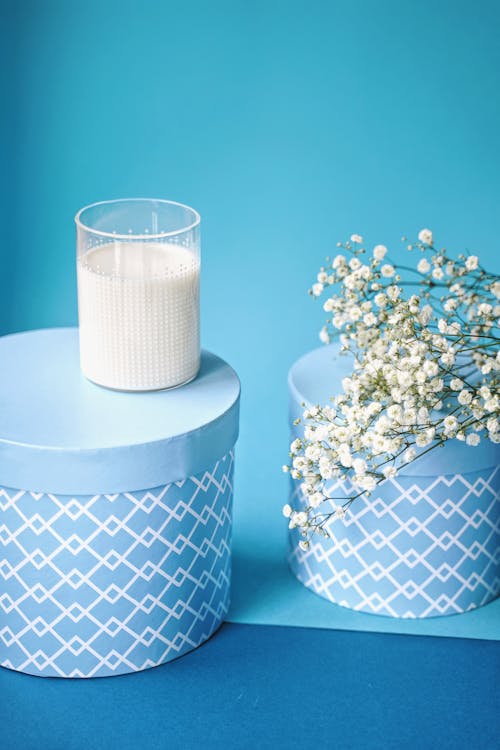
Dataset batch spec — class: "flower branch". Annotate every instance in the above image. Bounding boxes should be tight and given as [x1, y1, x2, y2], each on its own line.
[283, 230, 500, 549]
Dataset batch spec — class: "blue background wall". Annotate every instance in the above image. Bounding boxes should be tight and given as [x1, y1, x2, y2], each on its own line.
[2, 0, 500, 559]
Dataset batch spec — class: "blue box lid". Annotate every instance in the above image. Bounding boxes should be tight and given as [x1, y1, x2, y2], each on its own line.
[288, 344, 499, 476]
[0, 328, 240, 494]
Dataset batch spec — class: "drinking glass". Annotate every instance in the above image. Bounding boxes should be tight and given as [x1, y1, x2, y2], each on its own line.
[76, 198, 200, 391]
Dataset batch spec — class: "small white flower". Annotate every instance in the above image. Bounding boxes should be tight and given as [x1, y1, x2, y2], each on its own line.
[458, 389, 472, 405]
[418, 406, 430, 424]
[432, 267, 444, 281]
[445, 261, 455, 276]
[357, 475, 376, 491]
[282, 503, 292, 518]
[337, 444, 353, 467]
[408, 295, 420, 314]
[477, 303, 492, 317]
[337, 265, 348, 278]
[305, 444, 321, 461]
[403, 407, 417, 425]
[381, 264, 395, 278]
[440, 351, 455, 367]
[373, 244, 387, 260]
[450, 378, 463, 391]
[295, 511, 308, 526]
[466, 433, 480, 446]
[404, 447, 416, 463]
[363, 312, 377, 327]
[485, 396, 499, 412]
[397, 370, 413, 390]
[443, 415, 458, 433]
[298, 540, 309, 551]
[323, 406, 337, 420]
[348, 305, 362, 322]
[465, 255, 479, 271]
[312, 282, 324, 297]
[423, 360, 439, 377]
[350, 234, 363, 244]
[431, 377, 444, 393]
[438, 319, 448, 334]
[417, 258, 431, 274]
[335, 506, 346, 520]
[387, 404, 402, 422]
[371, 435, 386, 454]
[352, 457, 367, 474]
[418, 228, 433, 245]
[383, 466, 397, 479]
[317, 271, 328, 283]
[416, 427, 435, 447]
[319, 463, 333, 479]
[309, 492, 324, 508]
[386, 285, 401, 300]
[369, 401, 383, 415]
[419, 305, 433, 325]
[319, 327, 330, 344]
[315, 425, 330, 442]
[487, 418, 499, 434]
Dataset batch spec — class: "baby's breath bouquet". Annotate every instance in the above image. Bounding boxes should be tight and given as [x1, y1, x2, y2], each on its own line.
[283, 230, 500, 550]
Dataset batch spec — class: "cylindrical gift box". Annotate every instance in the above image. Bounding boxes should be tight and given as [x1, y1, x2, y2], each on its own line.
[0, 328, 240, 677]
[287, 345, 500, 619]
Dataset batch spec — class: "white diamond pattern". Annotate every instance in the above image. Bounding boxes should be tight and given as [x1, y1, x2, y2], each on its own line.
[0, 452, 234, 677]
[289, 466, 500, 618]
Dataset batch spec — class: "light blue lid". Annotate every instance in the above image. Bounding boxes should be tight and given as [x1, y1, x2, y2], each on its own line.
[0, 328, 240, 494]
[288, 343, 499, 476]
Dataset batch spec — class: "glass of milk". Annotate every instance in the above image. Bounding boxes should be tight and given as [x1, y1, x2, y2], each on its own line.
[76, 198, 201, 391]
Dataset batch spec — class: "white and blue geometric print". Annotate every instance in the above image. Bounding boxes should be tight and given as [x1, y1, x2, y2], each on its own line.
[289, 466, 500, 618]
[0, 452, 234, 678]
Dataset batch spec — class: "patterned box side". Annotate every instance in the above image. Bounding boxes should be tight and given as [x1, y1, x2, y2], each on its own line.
[288, 465, 500, 618]
[0, 452, 234, 677]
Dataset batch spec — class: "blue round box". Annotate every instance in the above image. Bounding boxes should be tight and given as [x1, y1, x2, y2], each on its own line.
[0, 328, 240, 677]
[288, 345, 500, 619]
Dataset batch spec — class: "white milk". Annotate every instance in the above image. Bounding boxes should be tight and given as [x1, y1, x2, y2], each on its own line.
[77, 241, 200, 390]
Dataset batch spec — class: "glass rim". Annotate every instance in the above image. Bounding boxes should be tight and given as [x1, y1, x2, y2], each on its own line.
[75, 198, 201, 240]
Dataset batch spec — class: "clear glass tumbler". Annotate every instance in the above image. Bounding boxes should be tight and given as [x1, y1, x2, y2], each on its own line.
[76, 198, 201, 391]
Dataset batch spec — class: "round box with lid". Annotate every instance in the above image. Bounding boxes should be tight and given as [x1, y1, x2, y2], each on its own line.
[0, 328, 240, 677]
[287, 344, 500, 619]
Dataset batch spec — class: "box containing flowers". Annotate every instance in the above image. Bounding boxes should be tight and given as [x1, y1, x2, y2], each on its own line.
[284, 231, 500, 618]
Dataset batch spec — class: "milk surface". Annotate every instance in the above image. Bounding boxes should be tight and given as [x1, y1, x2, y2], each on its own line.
[77, 241, 200, 390]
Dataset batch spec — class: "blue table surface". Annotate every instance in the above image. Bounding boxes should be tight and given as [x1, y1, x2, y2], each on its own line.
[1, 622, 499, 750]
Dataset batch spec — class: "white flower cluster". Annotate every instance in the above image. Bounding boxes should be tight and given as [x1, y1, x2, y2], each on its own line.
[285, 231, 500, 546]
